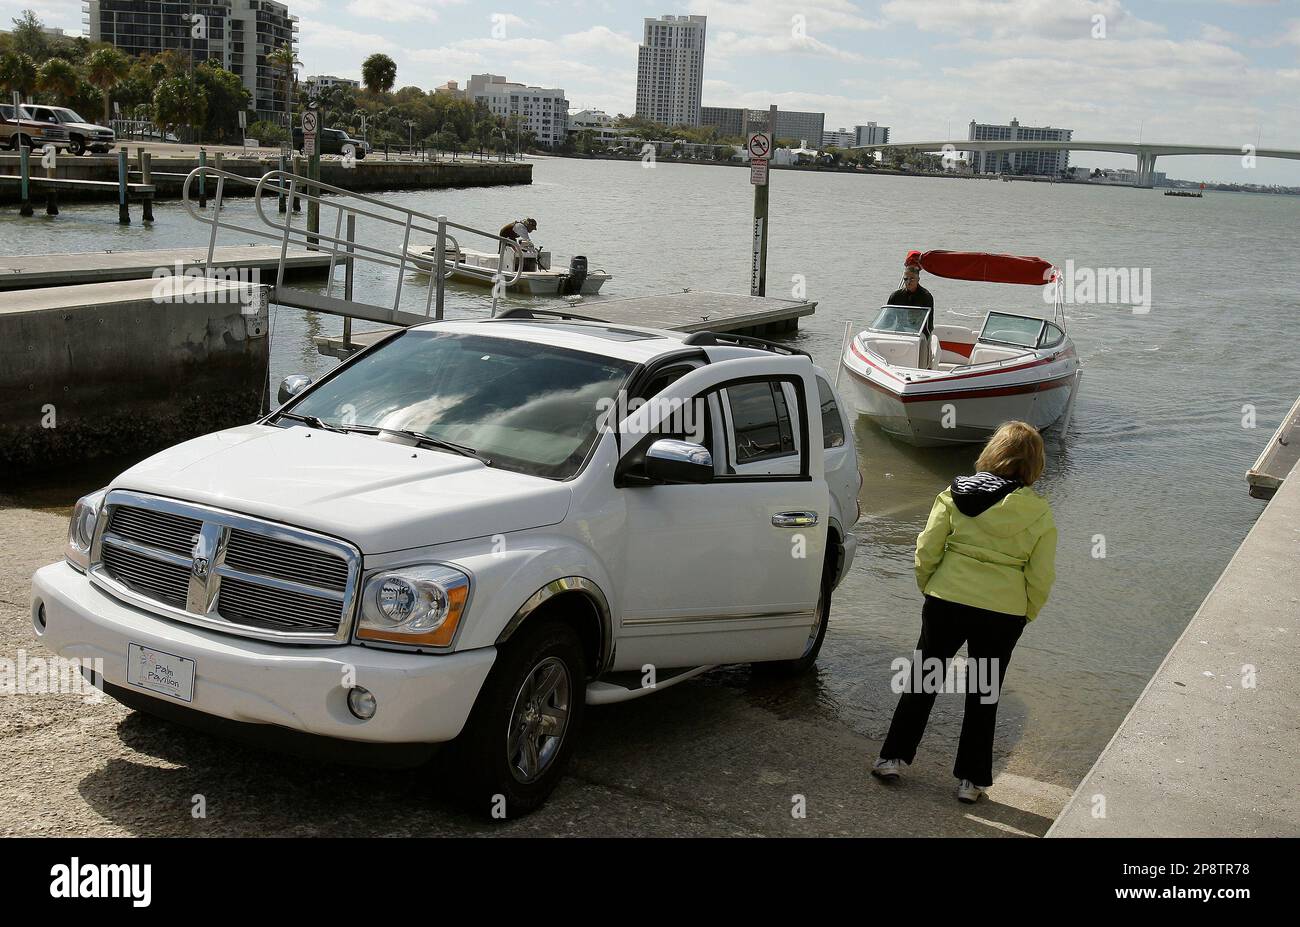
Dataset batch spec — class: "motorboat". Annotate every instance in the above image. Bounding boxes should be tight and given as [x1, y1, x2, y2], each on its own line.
[838, 250, 1081, 447]
[407, 245, 611, 296]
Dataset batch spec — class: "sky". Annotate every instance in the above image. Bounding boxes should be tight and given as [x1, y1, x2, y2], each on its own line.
[9, 0, 1300, 183]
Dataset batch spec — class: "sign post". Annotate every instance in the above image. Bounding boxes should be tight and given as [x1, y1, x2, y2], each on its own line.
[748, 105, 776, 296]
[303, 106, 320, 247]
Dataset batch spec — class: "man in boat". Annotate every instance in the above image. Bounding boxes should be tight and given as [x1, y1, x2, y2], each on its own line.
[887, 263, 935, 309]
[500, 217, 539, 272]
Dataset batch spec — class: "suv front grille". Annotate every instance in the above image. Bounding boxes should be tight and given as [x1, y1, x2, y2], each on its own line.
[93, 492, 360, 644]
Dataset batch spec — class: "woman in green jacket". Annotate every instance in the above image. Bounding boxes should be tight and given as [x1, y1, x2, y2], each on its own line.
[871, 421, 1057, 803]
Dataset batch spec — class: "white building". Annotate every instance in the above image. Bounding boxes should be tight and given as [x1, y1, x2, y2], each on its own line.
[567, 109, 618, 145]
[86, 0, 299, 124]
[968, 117, 1072, 175]
[635, 14, 706, 127]
[469, 74, 569, 148]
[305, 75, 359, 94]
[823, 122, 890, 148]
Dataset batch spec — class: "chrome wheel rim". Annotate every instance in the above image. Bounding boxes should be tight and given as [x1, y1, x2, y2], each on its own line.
[801, 590, 826, 658]
[506, 656, 572, 784]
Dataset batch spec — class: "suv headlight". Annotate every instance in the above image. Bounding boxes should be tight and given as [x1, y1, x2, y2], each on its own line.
[357, 564, 469, 647]
[66, 489, 107, 572]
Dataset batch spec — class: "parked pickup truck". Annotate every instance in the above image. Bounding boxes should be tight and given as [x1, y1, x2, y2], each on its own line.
[1, 102, 68, 151]
[292, 125, 369, 158]
[22, 104, 115, 155]
[32, 315, 860, 816]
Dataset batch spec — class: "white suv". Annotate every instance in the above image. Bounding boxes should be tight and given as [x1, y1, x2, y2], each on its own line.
[32, 315, 860, 816]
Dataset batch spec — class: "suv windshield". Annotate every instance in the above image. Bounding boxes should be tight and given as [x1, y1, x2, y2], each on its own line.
[52, 108, 88, 124]
[284, 330, 635, 480]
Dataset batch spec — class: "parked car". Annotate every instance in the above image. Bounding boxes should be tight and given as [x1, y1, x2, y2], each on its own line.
[31, 317, 861, 817]
[1, 102, 68, 151]
[292, 125, 368, 158]
[22, 105, 115, 155]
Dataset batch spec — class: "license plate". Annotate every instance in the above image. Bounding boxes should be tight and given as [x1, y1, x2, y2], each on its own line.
[126, 643, 195, 703]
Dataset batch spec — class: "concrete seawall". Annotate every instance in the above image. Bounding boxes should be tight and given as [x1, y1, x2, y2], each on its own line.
[1049, 460, 1300, 837]
[0, 279, 269, 475]
[0, 155, 531, 202]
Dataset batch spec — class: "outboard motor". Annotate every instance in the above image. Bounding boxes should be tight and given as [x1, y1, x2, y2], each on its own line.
[562, 255, 588, 295]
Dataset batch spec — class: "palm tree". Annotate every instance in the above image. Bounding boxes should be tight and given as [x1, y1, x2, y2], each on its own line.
[267, 42, 300, 135]
[36, 58, 79, 105]
[86, 47, 130, 124]
[0, 52, 37, 100]
[361, 53, 396, 95]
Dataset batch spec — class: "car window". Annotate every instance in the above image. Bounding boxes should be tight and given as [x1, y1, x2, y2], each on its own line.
[816, 377, 846, 448]
[726, 381, 795, 463]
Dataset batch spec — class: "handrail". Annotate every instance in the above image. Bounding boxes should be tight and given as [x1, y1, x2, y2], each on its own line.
[180, 166, 525, 322]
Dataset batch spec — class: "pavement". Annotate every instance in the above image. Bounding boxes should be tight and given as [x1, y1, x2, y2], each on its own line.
[1049, 463, 1300, 837]
[0, 493, 1072, 837]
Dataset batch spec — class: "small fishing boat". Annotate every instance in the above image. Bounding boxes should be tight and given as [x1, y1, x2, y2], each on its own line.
[1163, 190, 1203, 198]
[407, 245, 611, 295]
[838, 250, 1081, 447]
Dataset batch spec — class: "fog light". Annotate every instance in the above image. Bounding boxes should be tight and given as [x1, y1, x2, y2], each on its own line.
[347, 686, 377, 720]
[33, 601, 47, 634]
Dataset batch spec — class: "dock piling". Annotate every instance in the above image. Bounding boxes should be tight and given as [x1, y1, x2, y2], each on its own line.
[18, 144, 32, 216]
[277, 153, 287, 214]
[198, 149, 207, 209]
[291, 156, 302, 212]
[117, 149, 130, 224]
[140, 151, 154, 222]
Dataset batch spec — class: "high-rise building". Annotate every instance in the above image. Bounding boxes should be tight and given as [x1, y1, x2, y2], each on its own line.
[856, 122, 889, 146]
[746, 109, 824, 146]
[967, 118, 1072, 175]
[700, 105, 744, 137]
[469, 75, 569, 148]
[635, 14, 706, 127]
[85, 0, 298, 123]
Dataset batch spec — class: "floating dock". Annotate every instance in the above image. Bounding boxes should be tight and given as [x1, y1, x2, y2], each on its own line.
[315, 289, 817, 359]
[1246, 393, 1300, 499]
[0, 246, 330, 291]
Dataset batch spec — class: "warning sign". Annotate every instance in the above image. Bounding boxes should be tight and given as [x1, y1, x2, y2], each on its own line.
[301, 110, 318, 155]
[750, 158, 768, 186]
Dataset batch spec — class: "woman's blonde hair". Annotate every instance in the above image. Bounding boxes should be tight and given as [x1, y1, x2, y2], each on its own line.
[975, 421, 1045, 486]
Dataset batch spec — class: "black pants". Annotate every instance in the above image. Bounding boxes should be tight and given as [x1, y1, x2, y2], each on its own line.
[880, 596, 1027, 787]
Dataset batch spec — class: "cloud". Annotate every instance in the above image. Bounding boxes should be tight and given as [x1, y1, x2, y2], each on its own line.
[345, 0, 443, 24]
[880, 0, 1163, 39]
[298, 21, 398, 54]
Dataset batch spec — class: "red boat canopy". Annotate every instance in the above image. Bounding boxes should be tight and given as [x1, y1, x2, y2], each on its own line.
[907, 250, 1055, 286]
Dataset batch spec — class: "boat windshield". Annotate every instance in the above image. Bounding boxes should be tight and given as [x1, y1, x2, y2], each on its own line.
[869, 305, 931, 335]
[978, 312, 1046, 349]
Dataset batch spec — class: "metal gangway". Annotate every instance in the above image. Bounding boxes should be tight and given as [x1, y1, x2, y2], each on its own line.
[181, 167, 525, 325]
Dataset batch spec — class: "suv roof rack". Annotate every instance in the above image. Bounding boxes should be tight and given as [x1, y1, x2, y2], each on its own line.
[492, 308, 611, 324]
[680, 330, 812, 358]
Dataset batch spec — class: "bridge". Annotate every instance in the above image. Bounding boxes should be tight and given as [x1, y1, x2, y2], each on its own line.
[856, 139, 1300, 187]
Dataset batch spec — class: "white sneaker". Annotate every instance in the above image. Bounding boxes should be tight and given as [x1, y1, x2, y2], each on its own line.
[956, 779, 985, 803]
[871, 757, 906, 781]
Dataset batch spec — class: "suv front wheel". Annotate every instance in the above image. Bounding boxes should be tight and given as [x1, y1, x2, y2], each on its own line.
[452, 619, 586, 818]
[68, 136, 85, 155]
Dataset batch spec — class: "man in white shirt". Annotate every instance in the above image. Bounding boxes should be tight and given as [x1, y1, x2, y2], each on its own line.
[501, 217, 539, 271]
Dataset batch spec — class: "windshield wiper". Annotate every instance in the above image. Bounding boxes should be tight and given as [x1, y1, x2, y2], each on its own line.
[381, 429, 492, 465]
[278, 412, 377, 435]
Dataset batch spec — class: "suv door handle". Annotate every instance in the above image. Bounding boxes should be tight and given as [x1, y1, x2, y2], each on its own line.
[772, 511, 819, 528]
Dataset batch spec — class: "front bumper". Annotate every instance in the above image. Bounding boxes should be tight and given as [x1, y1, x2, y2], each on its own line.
[31, 562, 496, 745]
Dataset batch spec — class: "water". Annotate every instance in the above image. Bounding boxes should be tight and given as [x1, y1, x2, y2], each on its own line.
[4, 157, 1297, 787]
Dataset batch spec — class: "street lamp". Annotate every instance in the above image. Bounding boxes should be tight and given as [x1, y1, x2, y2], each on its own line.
[405, 119, 415, 157]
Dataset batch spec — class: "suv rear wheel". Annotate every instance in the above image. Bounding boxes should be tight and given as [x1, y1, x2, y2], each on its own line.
[452, 619, 586, 818]
[754, 559, 834, 676]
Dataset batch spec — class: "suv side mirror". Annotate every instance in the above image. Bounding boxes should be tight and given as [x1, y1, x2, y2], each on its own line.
[277, 374, 314, 406]
[644, 439, 713, 484]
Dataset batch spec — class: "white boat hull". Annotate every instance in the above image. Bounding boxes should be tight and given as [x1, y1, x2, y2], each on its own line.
[840, 334, 1079, 447]
[407, 248, 610, 295]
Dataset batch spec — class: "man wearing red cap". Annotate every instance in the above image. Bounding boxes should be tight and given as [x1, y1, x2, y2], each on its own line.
[887, 262, 935, 309]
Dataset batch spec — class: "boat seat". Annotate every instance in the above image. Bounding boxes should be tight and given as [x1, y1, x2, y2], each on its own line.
[864, 333, 925, 369]
[968, 344, 1031, 367]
